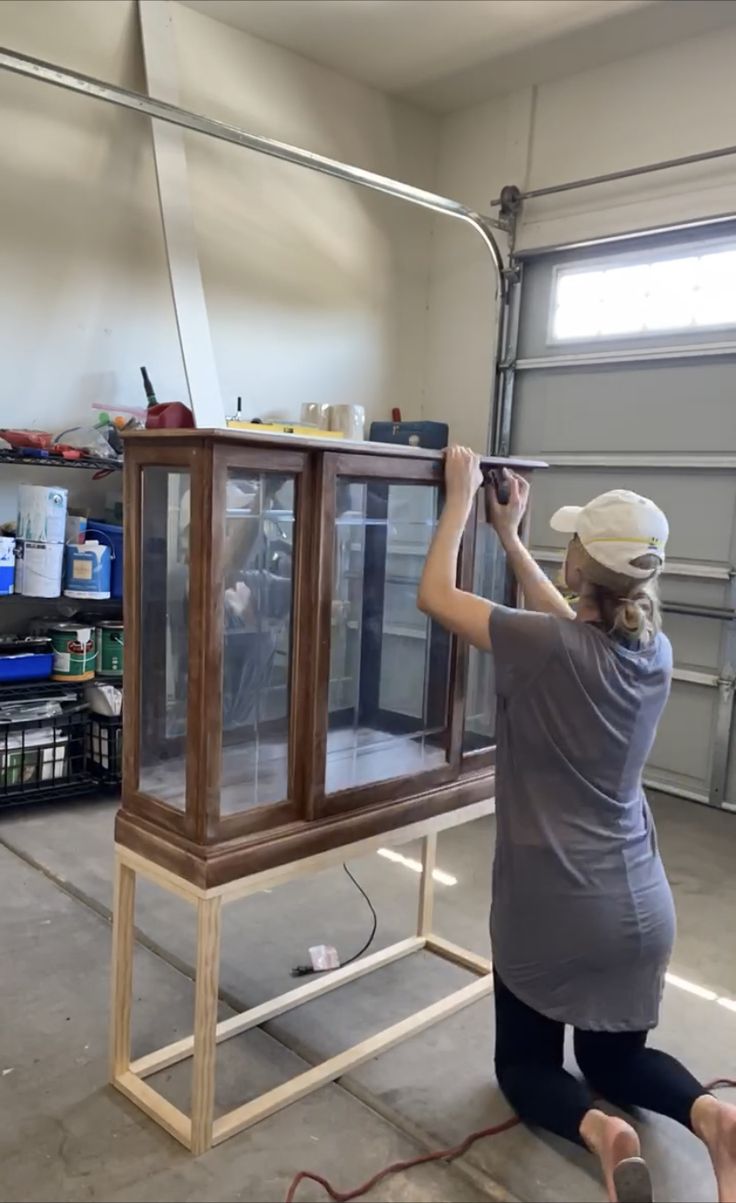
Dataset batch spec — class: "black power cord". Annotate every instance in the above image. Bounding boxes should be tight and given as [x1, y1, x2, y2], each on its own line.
[291, 864, 378, 978]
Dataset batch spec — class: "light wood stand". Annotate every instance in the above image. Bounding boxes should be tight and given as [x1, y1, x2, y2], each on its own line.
[109, 799, 494, 1154]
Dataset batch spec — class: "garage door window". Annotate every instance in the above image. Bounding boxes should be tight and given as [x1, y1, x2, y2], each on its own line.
[550, 247, 736, 342]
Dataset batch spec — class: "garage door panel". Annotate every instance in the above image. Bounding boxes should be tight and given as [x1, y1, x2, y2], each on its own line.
[648, 682, 715, 795]
[517, 227, 736, 360]
[662, 614, 724, 676]
[513, 363, 736, 455]
[512, 230, 736, 809]
[658, 578, 731, 610]
[528, 469, 736, 567]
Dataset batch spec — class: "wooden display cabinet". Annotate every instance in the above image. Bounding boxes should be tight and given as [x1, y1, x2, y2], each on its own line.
[116, 430, 544, 888]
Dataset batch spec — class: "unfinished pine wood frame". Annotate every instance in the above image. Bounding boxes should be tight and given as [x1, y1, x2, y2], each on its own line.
[110, 799, 494, 1153]
[118, 429, 544, 889]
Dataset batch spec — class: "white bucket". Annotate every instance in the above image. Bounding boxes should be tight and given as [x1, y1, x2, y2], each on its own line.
[17, 484, 68, 544]
[328, 404, 365, 441]
[15, 540, 64, 597]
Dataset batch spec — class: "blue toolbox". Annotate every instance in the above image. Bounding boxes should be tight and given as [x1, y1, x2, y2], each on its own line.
[369, 419, 448, 450]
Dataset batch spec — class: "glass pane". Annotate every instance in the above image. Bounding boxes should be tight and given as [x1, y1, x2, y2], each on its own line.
[219, 472, 295, 816]
[643, 257, 698, 331]
[463, 519, 505, 753]
[553, 246, 736, 342]
[326, 480, 450, 793]
[694, 251, 736, 326]
[139, 467, 190, 809]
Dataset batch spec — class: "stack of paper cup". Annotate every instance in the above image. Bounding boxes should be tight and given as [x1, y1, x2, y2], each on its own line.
[300, 403, 330, 429]
[328, 404, 365, 441]
[16, 485, 68, 597]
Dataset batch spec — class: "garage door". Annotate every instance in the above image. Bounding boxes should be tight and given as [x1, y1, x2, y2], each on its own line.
[498, 222, 736, 810]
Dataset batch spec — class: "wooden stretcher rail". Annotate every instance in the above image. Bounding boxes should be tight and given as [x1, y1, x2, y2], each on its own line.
[110, 807, 495, 1153]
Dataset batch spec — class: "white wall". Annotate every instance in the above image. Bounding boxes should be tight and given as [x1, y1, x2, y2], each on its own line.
[0, 0, 182, 436]
[423, 90, 530, 449]
[0, 0, 436, 439]
[520, 24, 736, 250]
[426, 22, 736, 448]
[170, 1, 436, 424]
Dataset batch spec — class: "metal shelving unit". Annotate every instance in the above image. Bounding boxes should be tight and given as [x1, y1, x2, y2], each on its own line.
[0, 451, 124, 803]
[0, 451, 122, 473]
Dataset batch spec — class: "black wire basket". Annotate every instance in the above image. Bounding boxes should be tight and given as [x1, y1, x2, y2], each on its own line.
[0, 683, 92, 807]
[87, 712, 122, 787]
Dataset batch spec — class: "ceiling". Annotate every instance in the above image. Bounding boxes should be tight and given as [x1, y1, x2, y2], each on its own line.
[180, 0, 736, 112]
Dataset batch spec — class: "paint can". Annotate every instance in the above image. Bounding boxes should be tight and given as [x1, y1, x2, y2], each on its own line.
[64, 541, 111, 599]
[0, 537, 15, 595]
[50, 624, 96, 682]
[96, 622, 124, 676]
[17, 484, 68, 544]
[15, 540, 64, 597]
[85, 521, 122, 597]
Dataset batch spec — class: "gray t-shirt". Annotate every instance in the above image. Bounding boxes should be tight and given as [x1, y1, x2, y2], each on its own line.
[489, 606, 676, 1032]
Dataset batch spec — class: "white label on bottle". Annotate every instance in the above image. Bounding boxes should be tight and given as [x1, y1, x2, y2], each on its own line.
[53, 651, 71, 672]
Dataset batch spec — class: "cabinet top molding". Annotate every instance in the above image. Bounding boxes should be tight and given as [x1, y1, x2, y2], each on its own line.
[124, 428, 547, 471]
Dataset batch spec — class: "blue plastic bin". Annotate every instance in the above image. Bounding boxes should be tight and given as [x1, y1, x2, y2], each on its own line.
[0, 653, 54, 683]
[86, 520, 123, 598]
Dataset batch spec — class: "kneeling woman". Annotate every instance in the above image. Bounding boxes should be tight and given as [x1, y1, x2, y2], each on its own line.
[418, 447, 736, 1203]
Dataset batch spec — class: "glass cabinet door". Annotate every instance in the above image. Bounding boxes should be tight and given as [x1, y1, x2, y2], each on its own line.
[218, 471, 295, 816]
[326, 478, 451, 793]
[138, 466, 191, 809]
[463, 516, 506, 753]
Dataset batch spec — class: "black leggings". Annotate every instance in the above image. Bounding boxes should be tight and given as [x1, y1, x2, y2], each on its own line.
[494, 972, 707, 1146]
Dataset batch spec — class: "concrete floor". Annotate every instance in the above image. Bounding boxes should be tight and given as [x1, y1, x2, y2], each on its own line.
[0, 792, 734, 1203]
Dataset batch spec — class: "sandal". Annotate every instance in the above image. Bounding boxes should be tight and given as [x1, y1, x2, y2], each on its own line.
[613, 1156, 653, 1203]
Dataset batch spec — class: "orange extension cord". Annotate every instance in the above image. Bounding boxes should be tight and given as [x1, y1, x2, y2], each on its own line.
[285, 1078, 736, 1203]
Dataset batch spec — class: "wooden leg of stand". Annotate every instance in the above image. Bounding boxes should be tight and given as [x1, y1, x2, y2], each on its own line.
[110, 856, 136, 1080]
[191, 895, 222, 1155]
[417, 833, 437, 937]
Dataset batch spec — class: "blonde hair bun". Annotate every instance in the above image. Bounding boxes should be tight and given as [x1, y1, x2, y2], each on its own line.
[614, 591, 656, 643]
[577, 544, 662, 647]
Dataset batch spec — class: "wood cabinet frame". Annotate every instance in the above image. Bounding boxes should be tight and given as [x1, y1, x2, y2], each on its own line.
[117, 430, 545, 887]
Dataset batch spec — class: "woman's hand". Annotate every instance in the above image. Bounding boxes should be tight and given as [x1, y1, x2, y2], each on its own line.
[419, 444, 492, 651]
[490, 469, 530, 543]
[225, 580, 253, 618]
[444, 445, 482, 513]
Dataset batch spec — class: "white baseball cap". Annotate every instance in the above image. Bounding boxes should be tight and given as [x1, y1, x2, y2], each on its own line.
[550, 489, 668, 578]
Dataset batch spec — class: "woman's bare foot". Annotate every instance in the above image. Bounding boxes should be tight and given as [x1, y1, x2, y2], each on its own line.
[580, 1109, 648, 1202]
[691, 1094, 736, 1203]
